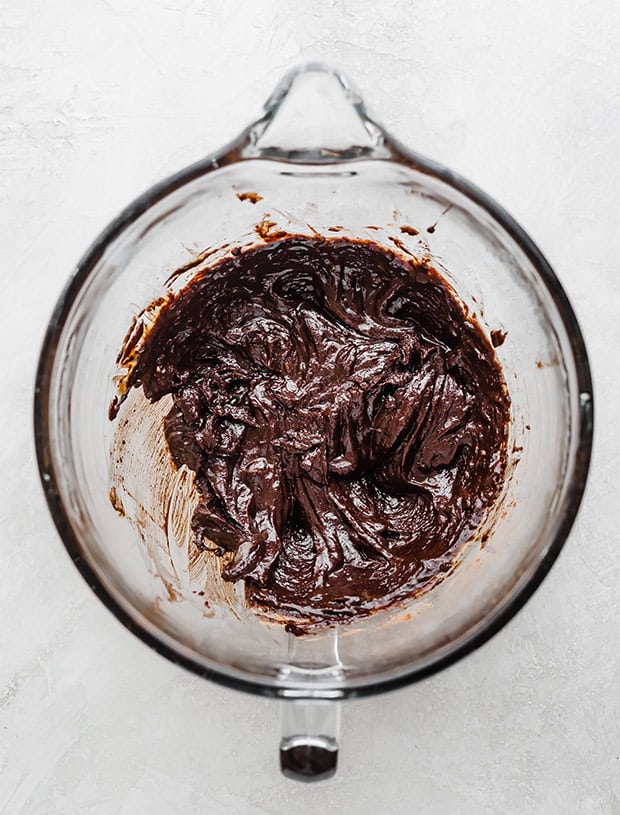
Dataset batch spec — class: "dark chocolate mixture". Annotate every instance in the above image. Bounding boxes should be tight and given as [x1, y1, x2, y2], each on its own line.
[117, 237, 510, 627]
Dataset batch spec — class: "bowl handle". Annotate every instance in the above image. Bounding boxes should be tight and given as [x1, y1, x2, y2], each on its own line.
[279, 698, 341, 782]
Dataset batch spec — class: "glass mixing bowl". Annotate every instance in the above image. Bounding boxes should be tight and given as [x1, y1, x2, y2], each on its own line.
[34, 64, 593, 780]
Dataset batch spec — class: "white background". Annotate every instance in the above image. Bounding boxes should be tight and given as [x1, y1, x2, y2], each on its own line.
[1, 1, 619, 813]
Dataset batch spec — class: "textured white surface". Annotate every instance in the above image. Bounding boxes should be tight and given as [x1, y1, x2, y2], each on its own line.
[1, 1, 618, 812]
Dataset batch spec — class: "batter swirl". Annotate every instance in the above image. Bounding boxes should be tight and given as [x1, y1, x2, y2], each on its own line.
[119, 237, 510, 627]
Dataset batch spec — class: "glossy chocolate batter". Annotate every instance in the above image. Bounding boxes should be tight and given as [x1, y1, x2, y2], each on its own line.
[118, 236, 510, 628]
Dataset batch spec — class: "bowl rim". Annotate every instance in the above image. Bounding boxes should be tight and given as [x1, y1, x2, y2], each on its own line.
[33, 124, 593, 700]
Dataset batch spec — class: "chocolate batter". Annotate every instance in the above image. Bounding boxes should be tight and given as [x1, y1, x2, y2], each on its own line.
[116, 236, 510, 628]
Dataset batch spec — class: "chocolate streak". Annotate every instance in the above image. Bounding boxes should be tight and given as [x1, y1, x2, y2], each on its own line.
[120, 237, 510, 628]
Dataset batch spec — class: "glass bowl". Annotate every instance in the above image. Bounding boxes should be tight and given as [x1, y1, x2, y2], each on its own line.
[34, 63, 593, 780]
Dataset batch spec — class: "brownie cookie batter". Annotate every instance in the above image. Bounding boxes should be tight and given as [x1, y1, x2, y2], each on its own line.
[115, 237, 510, 627]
